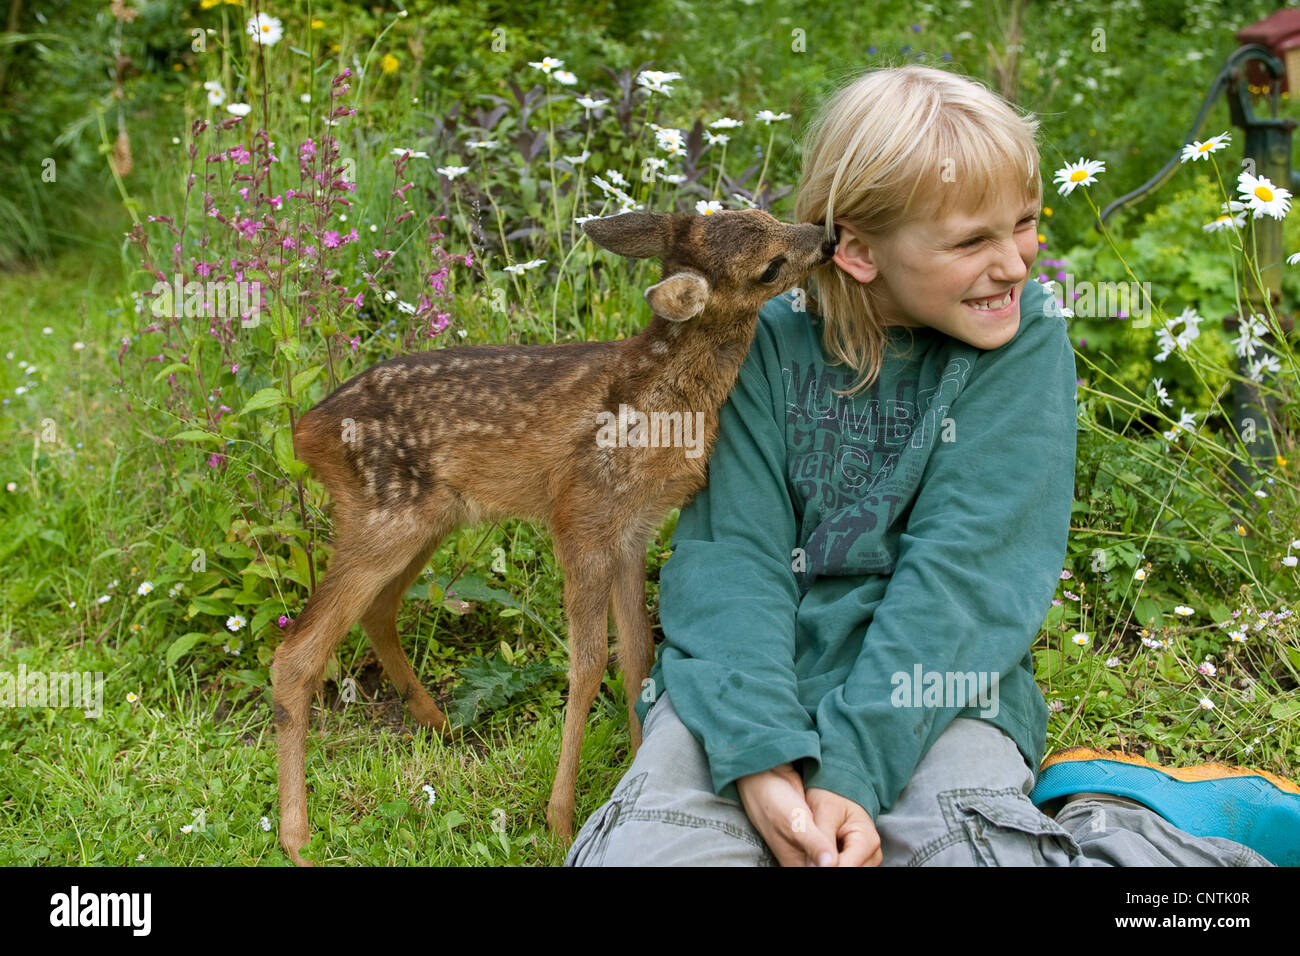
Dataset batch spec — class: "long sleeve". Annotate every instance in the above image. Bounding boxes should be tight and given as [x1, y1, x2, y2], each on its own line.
[656, 313, 821, 802]
[803, 288, 1076, 818]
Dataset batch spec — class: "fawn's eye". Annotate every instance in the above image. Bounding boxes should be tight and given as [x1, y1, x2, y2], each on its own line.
[759, 257, 785, 283]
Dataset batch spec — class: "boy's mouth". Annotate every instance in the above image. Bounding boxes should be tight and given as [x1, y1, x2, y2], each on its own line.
[964, 286, 1016, 314]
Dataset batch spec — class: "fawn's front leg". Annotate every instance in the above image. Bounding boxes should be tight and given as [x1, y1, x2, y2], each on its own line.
[546, 544, 615, 841]
[610, 545, 654, 754]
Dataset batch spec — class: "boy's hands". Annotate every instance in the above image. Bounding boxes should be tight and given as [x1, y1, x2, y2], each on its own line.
[736, 765, 882, 866]
[805, 787, 882, 866]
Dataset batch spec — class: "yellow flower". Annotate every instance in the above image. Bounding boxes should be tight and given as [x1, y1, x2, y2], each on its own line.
[1277, 455, 1288, 467]
[1043, 207, 1053, 217]
[380, 54, 400, 74]
[126, 692, 138, 703]
[311, 19, 325, 29]
[1236, 524, 1247, 536]
[329, 42, 340, 53]
[1037, 233, 1046, 244]
[200, 0, 244, 7]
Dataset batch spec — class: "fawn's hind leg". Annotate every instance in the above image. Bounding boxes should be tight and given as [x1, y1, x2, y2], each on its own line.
[273, 518, 435, 866]
[546, 538, 616, 841]
[610, 544, 654, 755]
[359, 534, 450, 732]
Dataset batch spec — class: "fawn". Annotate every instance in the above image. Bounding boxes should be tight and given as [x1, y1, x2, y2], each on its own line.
[273, 208, 837, 865]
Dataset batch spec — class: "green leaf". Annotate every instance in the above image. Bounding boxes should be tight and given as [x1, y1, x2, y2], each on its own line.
[410, 573, 561, 648]
[153, 362, 191, 383]
[290, 365, 324, 399]
[171, 429, 221, 444]
[166, 631, 209, 667]
[239, 387, 288, 416]
[447, 656, 561, 728]
[273, 428, 307, 478]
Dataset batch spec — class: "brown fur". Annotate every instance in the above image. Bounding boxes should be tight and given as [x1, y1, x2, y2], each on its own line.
[273, 209, 836, 865]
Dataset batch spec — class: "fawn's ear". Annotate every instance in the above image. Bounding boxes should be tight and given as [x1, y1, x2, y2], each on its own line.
[644, 271, 710, 322]
[582, 212, 674, 259]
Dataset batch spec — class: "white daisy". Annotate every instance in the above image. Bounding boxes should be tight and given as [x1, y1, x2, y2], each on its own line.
[1179, 131, 1230, 163]
[247, 13, 283, 46]
[636, 70, 683, 96]
[696, 200, 724, 215]
[1053, 158, 1105, 196]
[1237, 171, 1292, 219]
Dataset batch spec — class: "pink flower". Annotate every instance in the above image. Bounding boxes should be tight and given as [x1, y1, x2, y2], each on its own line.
[229, 145, 251, 165]
[323, 230, 342, 249]
[1063, 590, 1080, 601]
[1060, 570, 1073, 580]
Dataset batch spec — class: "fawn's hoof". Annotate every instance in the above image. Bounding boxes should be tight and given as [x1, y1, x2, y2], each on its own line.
[546, 802, 575, 843]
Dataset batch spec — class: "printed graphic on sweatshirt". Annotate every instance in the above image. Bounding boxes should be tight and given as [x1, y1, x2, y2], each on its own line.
[782, 350, 973, 591]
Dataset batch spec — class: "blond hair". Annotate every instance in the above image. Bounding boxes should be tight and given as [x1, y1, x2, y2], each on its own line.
[794, 64, 1042, 395]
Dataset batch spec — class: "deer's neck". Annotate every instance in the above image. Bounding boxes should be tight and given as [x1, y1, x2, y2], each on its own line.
[627, 309, 760, 413]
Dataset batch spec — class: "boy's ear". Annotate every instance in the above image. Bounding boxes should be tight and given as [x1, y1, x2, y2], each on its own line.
[832, 223, 881, 284]
[645, 271, 710, 322]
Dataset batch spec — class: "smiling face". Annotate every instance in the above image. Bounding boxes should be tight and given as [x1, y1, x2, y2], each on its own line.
[833, 177, 1041, 350]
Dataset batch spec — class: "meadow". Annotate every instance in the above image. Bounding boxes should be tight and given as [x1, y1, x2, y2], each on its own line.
[0, 0, 1297, 866]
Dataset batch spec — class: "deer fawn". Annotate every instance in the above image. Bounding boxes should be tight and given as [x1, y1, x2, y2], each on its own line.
[273, 208, 837, 865]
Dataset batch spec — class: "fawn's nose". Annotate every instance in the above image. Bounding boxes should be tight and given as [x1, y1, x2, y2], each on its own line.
[819, 237, 838, 262]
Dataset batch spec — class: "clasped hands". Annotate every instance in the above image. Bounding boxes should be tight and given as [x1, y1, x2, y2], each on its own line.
[736, 762, 882, 867]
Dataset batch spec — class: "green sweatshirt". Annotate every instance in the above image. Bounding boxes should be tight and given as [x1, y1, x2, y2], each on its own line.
[635, 276, 1077, 819]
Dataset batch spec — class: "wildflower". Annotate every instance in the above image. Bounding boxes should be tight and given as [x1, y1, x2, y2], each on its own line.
[1232, 314, 1268, 359]
[1236, 524, 1247, 536]
[1134, 568, 1147, 580]
[1053, 158, 1105, 196]
[1198, 661, 1217, 676]
[1179, 131, 1230, 162]
[553, 70, 578, 86]
[5, 482, 15, 493]
[422, 784, 437, 806]
[636, 70, 683, 96]
[1237, 171, 1292, 219]
[1173, 605, 1195, 617]
[1247, 352, 1282, 382]
[261, 816, 271, 831]
[1105, 656, 1121, 667]
[575, 96, 609, 112]
[1063, 590, 1079, 601]
[1060, 569, 1073, 580]
[1163, 408, 1197, 441]
[1072, 633, 1090, 646]
[436, 165, 469, 179]
[180, 824, 193, 834]
[1283, 555, 1298, 567]
[98, 594, 111, 604]
[247, 13, 283, 46]
[696, 200, 724, 215]
[227, 103, 252, 117]
[203, 81, 226, 107]
[226, 614, 246, 632]
[137, 853, 145, 861]
[168, 583, 183, 597]
[1150, 379, 1172, 409]
[1048, 699, 1065, 713]
[529, 56, 564, 74]
[1203, 201, 1247, 232]
[466, 140, 499, 150]
[654, 126, 686, 155]
[1199, 697, 1215, 710]
[391, 147, 429, 159]
[126, 692, 138, 703]
[137, 581, 153, 596]
[1288, 252, 1300, 265]
[503, 259, 546, 274]
[1141, 636, 1162, 649]
[754, 109, 792, 124]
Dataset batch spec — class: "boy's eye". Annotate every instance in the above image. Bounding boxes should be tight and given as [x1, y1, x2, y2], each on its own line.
[959, 217, 1038, 248]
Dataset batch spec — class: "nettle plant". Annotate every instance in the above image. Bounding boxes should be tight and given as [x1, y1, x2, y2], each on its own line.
[1039, 143, 1300, 719]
